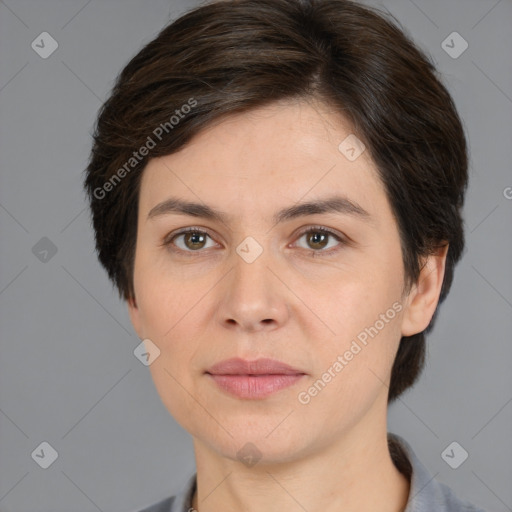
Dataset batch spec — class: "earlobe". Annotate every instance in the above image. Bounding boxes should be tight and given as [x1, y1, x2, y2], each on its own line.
[400, 244, 449, 337]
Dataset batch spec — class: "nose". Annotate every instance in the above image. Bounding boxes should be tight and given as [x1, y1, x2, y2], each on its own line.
[216, 242, 290, 333]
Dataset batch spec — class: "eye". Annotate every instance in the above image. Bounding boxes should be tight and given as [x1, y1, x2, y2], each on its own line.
[162, 225, 346, 256]
[163, 227, 216, 253]
[293, 226, 345, 255]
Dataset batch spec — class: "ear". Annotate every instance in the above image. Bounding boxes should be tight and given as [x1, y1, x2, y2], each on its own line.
[127, 295, 144, 339]
[401, 244, 449, 337]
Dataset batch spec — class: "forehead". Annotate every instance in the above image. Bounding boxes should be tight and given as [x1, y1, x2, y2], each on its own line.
[138, 99, 388, 222]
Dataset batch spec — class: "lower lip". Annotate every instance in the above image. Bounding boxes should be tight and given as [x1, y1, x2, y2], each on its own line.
[207, 374, 305, 399]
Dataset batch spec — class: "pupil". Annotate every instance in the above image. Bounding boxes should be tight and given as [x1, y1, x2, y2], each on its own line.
[310, 232, 327, 249]
[187, 232, 204, 248]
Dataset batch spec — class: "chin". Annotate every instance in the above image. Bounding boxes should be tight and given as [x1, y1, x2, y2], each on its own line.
[194, 421, 316, 466]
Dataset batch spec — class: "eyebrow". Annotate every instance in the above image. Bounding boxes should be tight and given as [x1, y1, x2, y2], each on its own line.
[147, 195, 372, 225]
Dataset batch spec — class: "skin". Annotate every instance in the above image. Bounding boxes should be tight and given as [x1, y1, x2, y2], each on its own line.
[128, 97, 448, 512]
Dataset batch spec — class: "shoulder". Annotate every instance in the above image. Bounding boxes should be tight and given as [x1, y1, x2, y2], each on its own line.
[133, 472, 197, 512]
[388, 433, 486, 512]
[135, 495, 177, 512]
[433, 480, 486, 512]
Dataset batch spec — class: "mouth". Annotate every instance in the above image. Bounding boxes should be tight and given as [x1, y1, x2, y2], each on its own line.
[205, 358, 307, 399]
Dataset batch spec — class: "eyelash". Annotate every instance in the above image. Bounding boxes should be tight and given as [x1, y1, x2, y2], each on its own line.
[161, 225, 347, 257]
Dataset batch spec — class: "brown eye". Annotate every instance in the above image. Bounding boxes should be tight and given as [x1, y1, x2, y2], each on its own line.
[166, 229, 216, 252]
[294, 227, 345, 255]
[306, 231, 329, 250]
[182, 231, 207, 250]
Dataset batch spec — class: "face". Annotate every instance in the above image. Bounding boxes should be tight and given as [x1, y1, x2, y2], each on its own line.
[128, 98, 419, 465]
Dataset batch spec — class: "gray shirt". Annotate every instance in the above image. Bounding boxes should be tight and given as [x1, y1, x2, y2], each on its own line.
[136, 433, 485, 512]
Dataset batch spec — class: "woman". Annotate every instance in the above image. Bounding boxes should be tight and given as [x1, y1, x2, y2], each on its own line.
[84, 1, 484, 510]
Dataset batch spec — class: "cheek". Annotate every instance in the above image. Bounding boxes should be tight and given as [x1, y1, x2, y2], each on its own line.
[312, 274, 404, 393]
[323, 269, 402, 335]
[298, 308, 402, 426]
[134, 263, 204, 420]
[133, 253, 211, 380]
[133, 250, 194, 334]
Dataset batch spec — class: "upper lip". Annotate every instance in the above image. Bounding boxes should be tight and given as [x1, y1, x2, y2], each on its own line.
[206, 357, 305, 375]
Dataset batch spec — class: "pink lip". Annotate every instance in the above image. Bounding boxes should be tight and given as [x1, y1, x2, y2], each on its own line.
[205, 358, 306, 399]
[206, 357, 304, 375]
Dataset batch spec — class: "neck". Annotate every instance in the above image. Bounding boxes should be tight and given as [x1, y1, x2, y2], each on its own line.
[190, 413, 410, 512]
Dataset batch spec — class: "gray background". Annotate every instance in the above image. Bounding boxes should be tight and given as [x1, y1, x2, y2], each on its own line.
[0, 0, 511, 511]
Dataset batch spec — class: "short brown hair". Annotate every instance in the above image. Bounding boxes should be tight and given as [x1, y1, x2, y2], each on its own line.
[83, 0, 468, 402]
